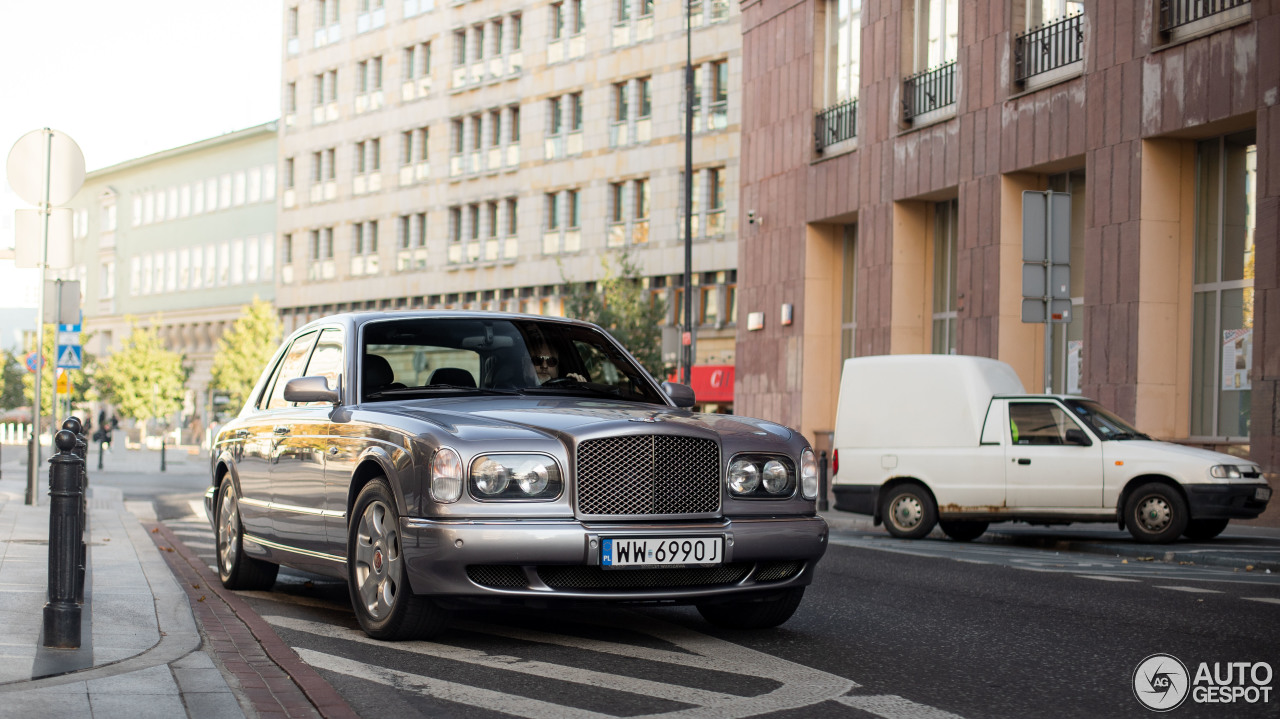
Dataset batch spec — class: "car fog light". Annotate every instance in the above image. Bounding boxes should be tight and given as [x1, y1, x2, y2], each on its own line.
[800, 448, 818, 499]
[473, 457, 510, 495]
[762, 460, 790, 494]
[728, 459, 760, 495]
[431, 448, 463, 503]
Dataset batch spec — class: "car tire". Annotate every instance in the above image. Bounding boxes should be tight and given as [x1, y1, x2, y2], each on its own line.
[1182, 518, 1230, 541]
[1124, 483, 1189, 544]
[696, 587, 805, 630]
[939, 520, 989, 542]
[881, 483, 938, 539]
[348, 478, 450, 640]
[216, 479, 278, 591]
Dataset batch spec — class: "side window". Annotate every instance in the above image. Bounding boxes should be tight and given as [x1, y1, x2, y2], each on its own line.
[303, 329, 344, 404]
[1009, 403, 1079, 446]
[264, 332, 319, 410]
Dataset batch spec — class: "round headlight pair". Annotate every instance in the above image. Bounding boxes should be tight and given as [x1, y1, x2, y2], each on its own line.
[728, 456, 793, 497]
[472, 455, 556, 498]
[431, 450, 561, 502]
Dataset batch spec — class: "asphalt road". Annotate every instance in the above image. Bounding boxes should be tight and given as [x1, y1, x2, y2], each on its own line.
[157, 499, 1280, 719]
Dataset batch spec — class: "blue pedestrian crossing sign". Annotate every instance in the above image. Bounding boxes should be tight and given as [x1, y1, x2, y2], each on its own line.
[56, 322, 82, 370]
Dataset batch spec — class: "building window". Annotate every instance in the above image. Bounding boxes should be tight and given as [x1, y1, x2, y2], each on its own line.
[614, 82, 629, 124]
[904, 0, 958, 121]
[931, 198, 959, 355]
[551, 2, 565, 40]
[546, 192, 560, 231]
[571, 0, 585, 33]
[570, 91, 584, 132]
[1191, 131, 1256, 439]
[506, 198, 519, 235]
[707, 167, 726, 236]
[709, 60, 728, 129]
[638, 76, 652, 118]
[826, 0, 861, 106]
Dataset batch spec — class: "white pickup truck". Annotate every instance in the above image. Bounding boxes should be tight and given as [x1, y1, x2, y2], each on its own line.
[830, 355, 1272, 543]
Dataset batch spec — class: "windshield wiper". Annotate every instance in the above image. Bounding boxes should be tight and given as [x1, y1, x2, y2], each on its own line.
[518, 384, 637, 400]
[365, 385, 520, 399]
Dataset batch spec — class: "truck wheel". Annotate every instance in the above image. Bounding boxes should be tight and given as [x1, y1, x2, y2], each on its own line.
[1124, 483, 1189, 544]
[881, 484, 938, 539]
[696, 588, 805, 630]
[1182, 518, 1230, 541]
[939, 520, 989, 542]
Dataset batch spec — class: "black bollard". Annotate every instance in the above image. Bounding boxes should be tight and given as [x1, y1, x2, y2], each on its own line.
[818, 450, 830, 511]
[97, 438, 104, 470]
[63, 418, 87, 604]
[161, 437, 166, 472]
[43, 430, 82, 648]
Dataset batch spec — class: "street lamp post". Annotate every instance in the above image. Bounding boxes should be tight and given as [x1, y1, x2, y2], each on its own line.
[681, 0, 695, 386]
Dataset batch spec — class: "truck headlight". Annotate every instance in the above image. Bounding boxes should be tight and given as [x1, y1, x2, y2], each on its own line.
[1210, 464, 1242, 479]
[800, 448, 818, 499]
[469, 454, 560, 500]
[430, 448, 463, 503]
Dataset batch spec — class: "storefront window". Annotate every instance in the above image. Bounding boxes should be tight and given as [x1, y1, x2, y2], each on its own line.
[1191, 131, 1255, 439]
[931, 199, 958, 355]
[1048, 170, 1085, 394]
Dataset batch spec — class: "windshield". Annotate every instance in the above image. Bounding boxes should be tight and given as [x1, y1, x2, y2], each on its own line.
[1063, 399, 1150, 440]
[360, 317, 665, 404]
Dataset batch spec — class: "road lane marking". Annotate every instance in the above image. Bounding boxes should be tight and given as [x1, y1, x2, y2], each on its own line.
[838, 694, 966, 719]
[188, 500, 206, 518]
[1242, 597, 1280, 605]
[270, 613, 863, 718]
[1075, 575, 1141, 582]
[1153, 586, 1222, 593]
[297, 648, 614, 719]
[270, 615, 732, 705]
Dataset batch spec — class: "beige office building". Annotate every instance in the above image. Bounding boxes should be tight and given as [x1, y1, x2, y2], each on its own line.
[276, 0, 741, 405]
[65, 124, 279, 435]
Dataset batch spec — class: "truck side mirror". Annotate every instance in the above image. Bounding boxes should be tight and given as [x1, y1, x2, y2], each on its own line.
[1064, 428, 1091, 446]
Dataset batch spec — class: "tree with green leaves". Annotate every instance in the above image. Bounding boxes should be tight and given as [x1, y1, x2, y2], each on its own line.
[21, 325, 95, 419]
[94, 318, 188, 443]
[561, 249, 666, 376]
[210, 298, 283, 412]
[1, 349, 25, 410]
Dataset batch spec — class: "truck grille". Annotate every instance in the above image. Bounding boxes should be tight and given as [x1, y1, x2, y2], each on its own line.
[576, 435, 720, 517]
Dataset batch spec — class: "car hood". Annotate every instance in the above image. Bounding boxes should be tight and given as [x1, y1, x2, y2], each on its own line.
[366, 396, 794, 443]
[1107, 439, 1258, 468]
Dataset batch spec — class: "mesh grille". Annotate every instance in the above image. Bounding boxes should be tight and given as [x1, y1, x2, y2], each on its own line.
[466, 565, 527, 588]
[576, 435, 720, 516]
[538, 564, 751, 589]
[754, 561, 804, 582]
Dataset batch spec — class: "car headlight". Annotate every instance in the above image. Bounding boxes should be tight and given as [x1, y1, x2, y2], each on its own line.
[469, 454, 561, 500]
[728, 455, 795, 498]
[1210, 464, 1242, 479]
[800, 448, 818, 499]
[728, 459, 760, 494]
[431, 448, 463, 503]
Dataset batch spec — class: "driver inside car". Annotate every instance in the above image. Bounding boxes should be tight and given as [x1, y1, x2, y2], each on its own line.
[529, 344, 586, 385]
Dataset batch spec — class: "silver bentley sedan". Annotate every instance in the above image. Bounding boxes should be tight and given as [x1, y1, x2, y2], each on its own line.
[205, 311, 828, 640]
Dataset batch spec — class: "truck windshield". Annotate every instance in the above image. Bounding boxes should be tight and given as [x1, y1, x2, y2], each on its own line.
[1062, 399, 1151, 441]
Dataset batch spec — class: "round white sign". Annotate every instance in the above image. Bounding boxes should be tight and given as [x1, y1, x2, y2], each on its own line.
[6, 128, 86, 206]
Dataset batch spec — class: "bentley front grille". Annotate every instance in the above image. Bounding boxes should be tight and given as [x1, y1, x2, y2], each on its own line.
[575, 435, 720, 517]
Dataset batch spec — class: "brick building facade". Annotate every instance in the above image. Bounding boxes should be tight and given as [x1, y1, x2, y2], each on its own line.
[736, 0, 1279, 472]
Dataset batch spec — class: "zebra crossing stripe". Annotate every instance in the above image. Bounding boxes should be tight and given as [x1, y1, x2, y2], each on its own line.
[296, 647, 613, 719]
[837, 694, 967, 719]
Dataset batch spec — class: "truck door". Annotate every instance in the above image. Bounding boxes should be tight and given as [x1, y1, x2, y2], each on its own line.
[1005, 401, 1104, 508]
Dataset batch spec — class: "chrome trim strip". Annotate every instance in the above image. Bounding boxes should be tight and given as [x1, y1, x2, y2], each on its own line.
[239, 497, 345, 518]
[404, 518, 581, 528]
[239, 496, 271, 509]
[243, 533, 346, 563]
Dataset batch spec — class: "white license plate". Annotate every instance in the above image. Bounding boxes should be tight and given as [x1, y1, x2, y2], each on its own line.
[601, 537, 722, 568]
[1257, 487, 1272, 501]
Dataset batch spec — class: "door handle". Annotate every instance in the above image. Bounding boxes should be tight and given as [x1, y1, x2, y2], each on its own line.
[1015, 458, 1031, 465]
[234, 429, 249, 438]
[328, 446, 339, 456]
[273, 426, 291, 435]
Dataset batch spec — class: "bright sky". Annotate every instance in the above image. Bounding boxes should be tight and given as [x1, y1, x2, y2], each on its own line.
[0, 0, 281, 307]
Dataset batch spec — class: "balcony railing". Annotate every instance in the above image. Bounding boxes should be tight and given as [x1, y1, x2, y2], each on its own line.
[814, 98, 857, 153]
[1014, 13, 1084, 84]
[903, 61, 956, 123]
[1160, 0, 1248, 32]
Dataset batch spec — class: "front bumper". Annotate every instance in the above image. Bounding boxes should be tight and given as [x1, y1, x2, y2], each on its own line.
[1185, 483, 1271, 519]
[400, 515, 829, 603]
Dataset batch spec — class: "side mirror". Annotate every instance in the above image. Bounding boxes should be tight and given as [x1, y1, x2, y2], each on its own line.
[1064, 428, 1091, 446]
[284, 376, 340, 405]
[661, 381, 696, 408]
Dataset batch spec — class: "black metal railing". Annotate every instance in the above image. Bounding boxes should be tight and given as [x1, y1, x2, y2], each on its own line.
[1014, 13, 1084, 84]
[814, 99, 857, 153]
[903, 61, 956, 123]
[1160, 0, 1248, 32]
